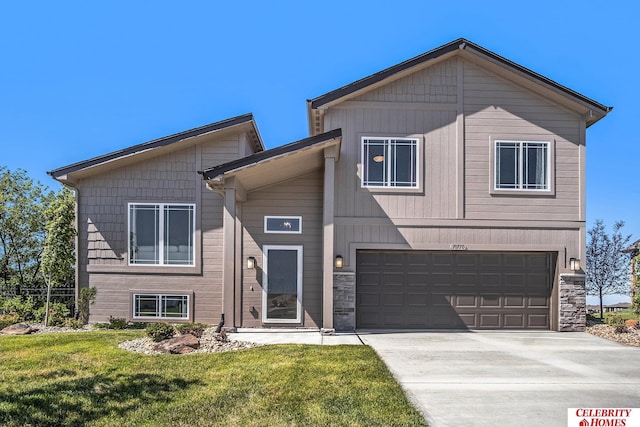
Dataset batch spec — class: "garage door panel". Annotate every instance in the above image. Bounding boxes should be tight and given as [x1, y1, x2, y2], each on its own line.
[479, 314, 501, 328]
[504, 314, 525, 328]
[356, 251, 554, 330]
[383, 292, 404, 306]
[504, 295, 525, 308]
[456, 295, 477, 307]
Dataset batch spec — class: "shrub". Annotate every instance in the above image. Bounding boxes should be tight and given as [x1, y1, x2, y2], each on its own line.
[146, 322, 175, 342]
[127, 322, 147, 329]
[34, 302, 71, 326]
[78, 287, 97, 324]
[624, 319, 639, 329]
[0, 313, 21, 329]
[175, 322, 207, 338]
[632, 293, 640, 316]
[108, 316, 128, 330]
[92, 322, 110, 329]
[64, 318, 85, 329]
[1, 296, 36, 321]
[605, 313, 625, 326]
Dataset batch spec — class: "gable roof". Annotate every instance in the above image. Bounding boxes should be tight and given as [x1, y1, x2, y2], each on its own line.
[308, 38, 612, 133]
[49, 113, 263, 184]
[199, 128, 341, 192]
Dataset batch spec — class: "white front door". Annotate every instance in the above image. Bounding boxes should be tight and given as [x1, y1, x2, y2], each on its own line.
[262, 245, 303, 323]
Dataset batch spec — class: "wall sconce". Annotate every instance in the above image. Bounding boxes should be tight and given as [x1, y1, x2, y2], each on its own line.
[373, 155, 385, 163]
[569, 258, 580, 272]
[335, 255, 343, 269]
[247, 256, 256, 269]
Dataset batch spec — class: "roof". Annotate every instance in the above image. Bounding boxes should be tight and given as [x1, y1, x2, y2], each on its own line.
[199, 129, 341, 194]
[199, 128, 342, 181]
[49, 113, 263, 183]
[308, 38, 612, 132]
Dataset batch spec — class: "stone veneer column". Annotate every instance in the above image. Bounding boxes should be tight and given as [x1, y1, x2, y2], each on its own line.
[559, 273, 587, 332]
[333, 272, 356, 331]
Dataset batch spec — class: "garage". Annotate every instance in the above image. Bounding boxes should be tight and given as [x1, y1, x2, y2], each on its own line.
[356, 250, 555, 330]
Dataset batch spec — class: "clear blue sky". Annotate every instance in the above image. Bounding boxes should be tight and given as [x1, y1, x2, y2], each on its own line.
[1, 1, 637, 303]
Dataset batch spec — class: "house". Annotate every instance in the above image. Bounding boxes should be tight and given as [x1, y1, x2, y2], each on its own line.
[48, 38, 611, 332]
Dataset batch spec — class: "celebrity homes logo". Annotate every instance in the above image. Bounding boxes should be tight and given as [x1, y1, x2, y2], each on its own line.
[568, 408, 640, 426]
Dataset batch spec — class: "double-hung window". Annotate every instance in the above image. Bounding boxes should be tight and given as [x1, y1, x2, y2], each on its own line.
[362, 137, 418, 188]
[495, 141, 549, 191]
[129, 203, 195, 266]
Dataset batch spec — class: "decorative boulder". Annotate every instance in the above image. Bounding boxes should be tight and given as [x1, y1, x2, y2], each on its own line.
[153, 333, 200, 354]
[1, 323, 38, 335]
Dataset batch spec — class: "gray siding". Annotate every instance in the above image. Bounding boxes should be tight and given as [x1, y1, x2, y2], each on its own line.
[324, 56, 585, 270]
[241, 170, 324, 328]
[76, 134, 245, 324]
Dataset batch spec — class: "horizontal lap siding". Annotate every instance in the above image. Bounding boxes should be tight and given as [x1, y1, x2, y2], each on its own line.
[463, 61, 582, 221]
[77, 135, 243, 324]
[241, 171, 324, 328]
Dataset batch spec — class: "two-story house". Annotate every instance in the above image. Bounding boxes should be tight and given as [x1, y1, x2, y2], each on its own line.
[49, 39, 610, 332]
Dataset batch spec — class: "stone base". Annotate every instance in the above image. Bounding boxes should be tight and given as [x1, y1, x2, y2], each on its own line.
[334, 272, 356, 331]
[559, 273, 586, 332]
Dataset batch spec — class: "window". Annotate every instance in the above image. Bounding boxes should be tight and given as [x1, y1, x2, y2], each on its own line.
[361, 137, 418, 188]
[264, 216, 302, 234]
[129, 203, 195, 266]
[495, 141, 549, 191]
[133, 294, 189, 319]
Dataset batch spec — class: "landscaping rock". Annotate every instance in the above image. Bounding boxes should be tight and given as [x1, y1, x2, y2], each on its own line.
[1, 323, 38, 335]
[153, 333, 200, 354]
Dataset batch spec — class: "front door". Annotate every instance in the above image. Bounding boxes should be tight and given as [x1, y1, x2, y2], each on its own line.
[262, 245, 303, 323]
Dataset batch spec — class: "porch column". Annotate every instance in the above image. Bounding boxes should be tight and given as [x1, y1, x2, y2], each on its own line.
[322, 146, 338, 334]
[222, 184, 236, 331]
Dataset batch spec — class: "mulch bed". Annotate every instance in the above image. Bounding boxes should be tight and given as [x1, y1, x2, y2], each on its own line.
[586, 323, 640, 347]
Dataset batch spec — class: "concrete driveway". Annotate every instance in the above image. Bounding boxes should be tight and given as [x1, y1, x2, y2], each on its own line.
[359, 331, 640, 427]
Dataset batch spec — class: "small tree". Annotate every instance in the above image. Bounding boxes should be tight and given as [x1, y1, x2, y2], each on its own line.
[585, 220, 632, 318]
[41, 188, 76, 326]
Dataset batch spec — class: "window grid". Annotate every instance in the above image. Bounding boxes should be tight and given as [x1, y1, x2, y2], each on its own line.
[362, 137, 418, 188]
[495, 141, 549, 191]
[133, 294, 189, 319]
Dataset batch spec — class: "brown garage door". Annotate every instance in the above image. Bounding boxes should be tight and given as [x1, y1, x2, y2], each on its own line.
[356, 250, 554, 330]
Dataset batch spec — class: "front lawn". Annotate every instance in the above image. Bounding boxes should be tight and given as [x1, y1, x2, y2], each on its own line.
[0, 331, 426, 426]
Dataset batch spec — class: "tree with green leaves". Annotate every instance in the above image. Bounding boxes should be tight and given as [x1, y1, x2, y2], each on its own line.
[41, 187, 76, 325]
[585, 220, 632, 318]
[0, 167, 55, 292]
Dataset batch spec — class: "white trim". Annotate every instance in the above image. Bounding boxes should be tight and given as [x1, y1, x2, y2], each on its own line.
[132, 293, 190, 320]
[493, 140, 550, 192]
[360, 136, 420, 189]
[262, 245, 303, 324]
[128, 202, 196, 267]
[263, 216, 303, 234]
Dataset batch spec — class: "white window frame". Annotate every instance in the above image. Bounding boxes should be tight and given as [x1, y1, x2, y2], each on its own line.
[264, 216, 303, 234]
[262, 245, 303, 324]
[132, 293, 190, 320]
[494, 140, 550, 192]
[361, 136, 419, 189]
[128, 203, 196, 266]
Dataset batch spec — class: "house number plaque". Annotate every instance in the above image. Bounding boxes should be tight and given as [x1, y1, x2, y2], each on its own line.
[450, 244, 468, 250]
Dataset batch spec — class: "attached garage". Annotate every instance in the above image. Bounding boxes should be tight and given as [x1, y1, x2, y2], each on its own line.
[356, 250, 556, 330]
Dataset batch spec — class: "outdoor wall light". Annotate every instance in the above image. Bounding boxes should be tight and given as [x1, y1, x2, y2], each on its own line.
[569, 257, 580, 272]
[372, 155, 385, 163]
[335, 255, 343, 269]
[247, 256, 256, 270]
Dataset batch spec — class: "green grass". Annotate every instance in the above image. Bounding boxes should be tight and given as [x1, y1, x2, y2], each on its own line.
[0, 331, 426, 426]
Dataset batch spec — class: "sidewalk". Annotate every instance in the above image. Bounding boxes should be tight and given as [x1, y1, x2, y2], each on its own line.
[228, 328, 363, 345]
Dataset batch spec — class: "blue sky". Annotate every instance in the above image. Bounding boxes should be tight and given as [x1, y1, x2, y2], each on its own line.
[1, 1, 636, 303]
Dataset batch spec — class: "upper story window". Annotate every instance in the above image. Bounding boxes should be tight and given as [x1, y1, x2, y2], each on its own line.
[495, 141, 549, 191]
[129, 203, 195, 266]
[362, 137, 418, 188]
[264, 216, 302, 234]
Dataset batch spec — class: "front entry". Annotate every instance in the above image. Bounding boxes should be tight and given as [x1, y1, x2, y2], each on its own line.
[262, 245, 303, 323]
